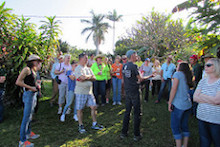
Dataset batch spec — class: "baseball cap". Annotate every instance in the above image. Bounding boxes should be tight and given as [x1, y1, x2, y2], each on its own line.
[126, 50, 136, 58]
[145, 58, 150, 61]
[190, 54, 198, 60]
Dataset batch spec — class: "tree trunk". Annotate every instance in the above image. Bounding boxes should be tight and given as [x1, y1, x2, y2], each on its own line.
[95, 39, 99, 55]
[112, 21, 115, 54]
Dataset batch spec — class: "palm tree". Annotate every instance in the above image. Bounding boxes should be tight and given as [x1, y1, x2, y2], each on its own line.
[107, 9, 123, 53]
[172, 0, 220, 13]
[81, 10, 110, 55]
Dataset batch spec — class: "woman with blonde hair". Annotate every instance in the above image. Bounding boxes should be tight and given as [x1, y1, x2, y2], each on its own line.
[194, 58, 220, 147]
[152, 60, 161, 97]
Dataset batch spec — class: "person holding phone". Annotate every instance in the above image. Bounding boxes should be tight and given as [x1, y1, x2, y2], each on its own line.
[168, 62, 193, 147]
[55, 54, 72, 114]
[16, 54, 43, 147]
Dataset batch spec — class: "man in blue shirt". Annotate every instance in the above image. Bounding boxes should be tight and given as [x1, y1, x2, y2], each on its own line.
[155, 55, 176, 103]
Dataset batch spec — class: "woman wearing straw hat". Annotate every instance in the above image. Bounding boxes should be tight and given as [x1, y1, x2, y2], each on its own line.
[91, 54, 107, 106]
[16, 54, 42, 147]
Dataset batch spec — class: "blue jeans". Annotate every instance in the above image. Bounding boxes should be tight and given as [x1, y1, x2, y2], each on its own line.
[20, 91, 37, 142]
[157, 78, 171, 101]
[198, 119, 220, 147]
[171, 106, 190, 139]
[93, 80, 106, 105]
[0, 89, 4, 122]
[62, 90, 77, 115]
[112, 77, 122, 103]
[122, 92, 141, 136]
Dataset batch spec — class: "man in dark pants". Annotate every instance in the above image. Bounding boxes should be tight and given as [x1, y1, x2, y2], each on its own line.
[120, 50, 154, 141]
[155, 55, 176, 103]
[189, 54, 203, 115]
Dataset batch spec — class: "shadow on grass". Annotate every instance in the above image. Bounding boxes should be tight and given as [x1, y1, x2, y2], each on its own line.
[0, 80, 200, 147]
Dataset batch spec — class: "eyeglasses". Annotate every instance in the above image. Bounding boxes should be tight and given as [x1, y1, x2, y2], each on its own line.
[205, 63, 213, 67]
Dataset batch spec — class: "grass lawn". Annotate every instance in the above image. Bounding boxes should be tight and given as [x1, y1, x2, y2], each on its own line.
[0, 80, 200, 147]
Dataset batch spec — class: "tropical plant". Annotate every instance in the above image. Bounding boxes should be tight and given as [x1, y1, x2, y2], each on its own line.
[0, 2, 15, 60]
[126, 11, 188, 57]
[81, 10, 110, 55]
[106, 9, 123, 53]
[173, 0, 220, 57]
[0, 2, 62, 106]
[58, 39, 70, 53]
[39, 16, 62, 75]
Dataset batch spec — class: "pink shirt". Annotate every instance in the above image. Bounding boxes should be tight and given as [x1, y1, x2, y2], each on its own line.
[55, 62, 72, 84]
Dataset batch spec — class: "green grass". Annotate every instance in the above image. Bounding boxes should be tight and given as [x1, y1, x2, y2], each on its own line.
[0, 80, 200, 147]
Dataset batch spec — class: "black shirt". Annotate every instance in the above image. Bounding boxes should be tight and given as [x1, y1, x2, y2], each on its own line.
[0, 67, 6, 89]
[24, 68, 36, 91]
[122, 62, 140, 96]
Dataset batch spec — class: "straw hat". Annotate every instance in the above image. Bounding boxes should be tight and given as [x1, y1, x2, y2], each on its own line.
[27, 54, 43, 62]
[94, 54, 105, 61]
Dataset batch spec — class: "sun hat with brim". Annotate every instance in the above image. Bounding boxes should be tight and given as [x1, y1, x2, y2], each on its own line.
[126, 50, 136, 58]
[58, 55, 64, 59]
[26, 54, 43, 62]
[94, 54, 105, 61]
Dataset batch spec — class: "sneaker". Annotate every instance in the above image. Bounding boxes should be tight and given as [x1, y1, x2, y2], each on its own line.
[78, 125, 86, 134]
[26, 131, 40, 140]
[117, 102, 122, 105]
[19, 141, 34, 147]
[66, 108, 71, 114]
[60, 114, 65, 122]
[133, 135, 142, 141]
[112, 102, 116, 105]
[91, 123, 104, 130]
[73, 114, 78, 121]
[57, 107, 62, 114]
[120, 133, 128, 139]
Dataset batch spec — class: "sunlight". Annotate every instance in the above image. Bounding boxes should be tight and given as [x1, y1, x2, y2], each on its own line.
[117, 109, 125, 115]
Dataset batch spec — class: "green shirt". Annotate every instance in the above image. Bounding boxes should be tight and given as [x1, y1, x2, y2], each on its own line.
[91, 62, 107, 81]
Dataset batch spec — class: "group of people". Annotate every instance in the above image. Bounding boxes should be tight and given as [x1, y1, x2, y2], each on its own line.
[12, 49, 220, 147]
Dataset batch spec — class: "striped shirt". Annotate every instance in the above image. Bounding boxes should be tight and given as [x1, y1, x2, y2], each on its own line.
[196, 78, 220, 124]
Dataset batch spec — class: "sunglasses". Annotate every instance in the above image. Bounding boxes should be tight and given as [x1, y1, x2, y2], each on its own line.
[122, 58, 127, 60]
[205, 63, 213, 67]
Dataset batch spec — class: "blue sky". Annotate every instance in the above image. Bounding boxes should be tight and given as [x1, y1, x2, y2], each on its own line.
[2, 0, 190, 54]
